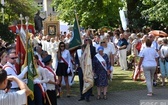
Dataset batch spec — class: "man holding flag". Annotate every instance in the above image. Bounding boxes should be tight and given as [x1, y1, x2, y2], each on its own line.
[80, 43, 94, 102]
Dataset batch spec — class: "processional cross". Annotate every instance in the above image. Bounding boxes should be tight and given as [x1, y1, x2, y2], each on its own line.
[25, 16, 29, 32]
[19, 14, 24, 25]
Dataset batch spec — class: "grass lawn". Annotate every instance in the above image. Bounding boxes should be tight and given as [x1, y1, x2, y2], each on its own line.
[109, 67, 146, 92]
[61, 66, 147, 97]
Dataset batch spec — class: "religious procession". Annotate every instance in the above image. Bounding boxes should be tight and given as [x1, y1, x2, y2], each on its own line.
[0, 0, 168, 105]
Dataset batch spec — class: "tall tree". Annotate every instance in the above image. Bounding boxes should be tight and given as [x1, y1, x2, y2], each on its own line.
[141, 0, 168, 26]
[0, 0, 39, 44]
[52, 0, 122, 29]
[1, 0, 39, 24]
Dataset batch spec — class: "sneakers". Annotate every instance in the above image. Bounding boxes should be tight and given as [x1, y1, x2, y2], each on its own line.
[147, 93, 153, 96]
[161, 83, 165, 87]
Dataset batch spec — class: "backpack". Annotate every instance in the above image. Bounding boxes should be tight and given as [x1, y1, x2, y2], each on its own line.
[136, 41, 142, 52]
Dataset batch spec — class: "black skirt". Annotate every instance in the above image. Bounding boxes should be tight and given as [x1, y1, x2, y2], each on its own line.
[56, 62, 68, 76]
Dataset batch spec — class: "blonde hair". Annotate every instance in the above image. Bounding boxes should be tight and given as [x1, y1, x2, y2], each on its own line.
[0, 51, 7, 61]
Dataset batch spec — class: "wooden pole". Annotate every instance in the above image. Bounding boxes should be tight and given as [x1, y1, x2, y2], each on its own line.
[45, 92, 52, 105]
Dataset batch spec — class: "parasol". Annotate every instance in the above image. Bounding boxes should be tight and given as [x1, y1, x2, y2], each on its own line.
[149, 30, 167, 37]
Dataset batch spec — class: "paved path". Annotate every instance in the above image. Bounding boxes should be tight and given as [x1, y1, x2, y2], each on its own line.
[58, 87, 168, 105]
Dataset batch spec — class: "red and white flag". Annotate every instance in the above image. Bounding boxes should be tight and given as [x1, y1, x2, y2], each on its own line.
[15, 26, 26, 73]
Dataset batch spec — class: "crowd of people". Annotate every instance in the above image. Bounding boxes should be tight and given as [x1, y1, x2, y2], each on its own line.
[0, 26, 168, 104]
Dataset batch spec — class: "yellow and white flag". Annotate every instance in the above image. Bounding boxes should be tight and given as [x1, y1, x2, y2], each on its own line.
[80, 44, 94, 94]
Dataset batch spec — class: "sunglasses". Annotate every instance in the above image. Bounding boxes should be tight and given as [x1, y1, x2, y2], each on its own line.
[10, 57, 17, 60]
[101, 42, 105, 43]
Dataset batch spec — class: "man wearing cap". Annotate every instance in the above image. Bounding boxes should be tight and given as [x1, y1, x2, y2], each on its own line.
[43, 55, 57, 105]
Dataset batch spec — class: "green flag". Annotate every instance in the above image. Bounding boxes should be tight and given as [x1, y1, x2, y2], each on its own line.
[69, 15, 82, 50]
[27, 34, 38, 100]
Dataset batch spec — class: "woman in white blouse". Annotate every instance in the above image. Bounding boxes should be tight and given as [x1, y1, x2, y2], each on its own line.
[56, 42, 71, 97]
[159, 38, 168, 86]
[138, 39, 159, 96]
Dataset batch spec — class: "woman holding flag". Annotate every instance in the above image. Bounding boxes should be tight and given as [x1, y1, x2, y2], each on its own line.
[27, 54, 48, 105]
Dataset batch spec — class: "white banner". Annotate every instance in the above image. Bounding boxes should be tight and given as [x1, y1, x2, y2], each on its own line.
[43, 0, 47, 11]
[119, 9, 127, 30]
[1, 0, 4, 5]
[1, 0, 4, 13]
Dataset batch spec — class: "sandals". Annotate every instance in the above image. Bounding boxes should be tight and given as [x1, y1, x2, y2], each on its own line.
[97, 95, 107, 100]
[97, 95, 101, 100]
[103, 95, 107, 100]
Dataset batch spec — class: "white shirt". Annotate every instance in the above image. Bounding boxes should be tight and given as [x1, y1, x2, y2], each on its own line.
[151, 40, 159, 50]
[0, 90, 26, 105]
[59, 49, 71, 67]
[160, 45, 168, 58]
[3, 62, 28, 88]
[93, 42, 100, 52]
[107, 42, 116, 54]
[33, 66, 49, 84]
[139, 47, 159, 67]
[103, 47, 112, 60]
[3, 62, 18, 88]
[45, 68, 56, 90]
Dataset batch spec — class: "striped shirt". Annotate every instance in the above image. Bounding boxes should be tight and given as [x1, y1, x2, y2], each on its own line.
[0, 90, 26, 105]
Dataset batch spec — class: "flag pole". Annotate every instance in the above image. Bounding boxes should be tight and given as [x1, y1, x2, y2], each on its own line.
[19, 14, 28, 105]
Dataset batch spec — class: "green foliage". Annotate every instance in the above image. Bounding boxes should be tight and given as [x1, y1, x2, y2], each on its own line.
[0, 0, 39, 24]
[0, 0, 38, 43]
[141, 0, 168, 26]
[52, 0, 122, 29]
[0, 23, 15, 43]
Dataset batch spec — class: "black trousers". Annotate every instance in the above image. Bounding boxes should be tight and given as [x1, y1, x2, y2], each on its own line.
[78, 67, 85, 99]
[46, 90, 57, 105]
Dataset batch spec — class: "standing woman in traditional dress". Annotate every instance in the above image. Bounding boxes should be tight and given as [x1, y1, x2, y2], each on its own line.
[42, 55, 57, 105]
[56, 42, 71, 97]
[93, 46, 111, 100]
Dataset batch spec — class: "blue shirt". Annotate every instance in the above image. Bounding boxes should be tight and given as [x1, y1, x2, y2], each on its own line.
[117, 38, 128, 47]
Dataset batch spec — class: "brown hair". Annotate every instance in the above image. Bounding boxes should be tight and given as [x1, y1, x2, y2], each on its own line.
[57, 42, 65, 61]
[146, 39, 152, 47]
